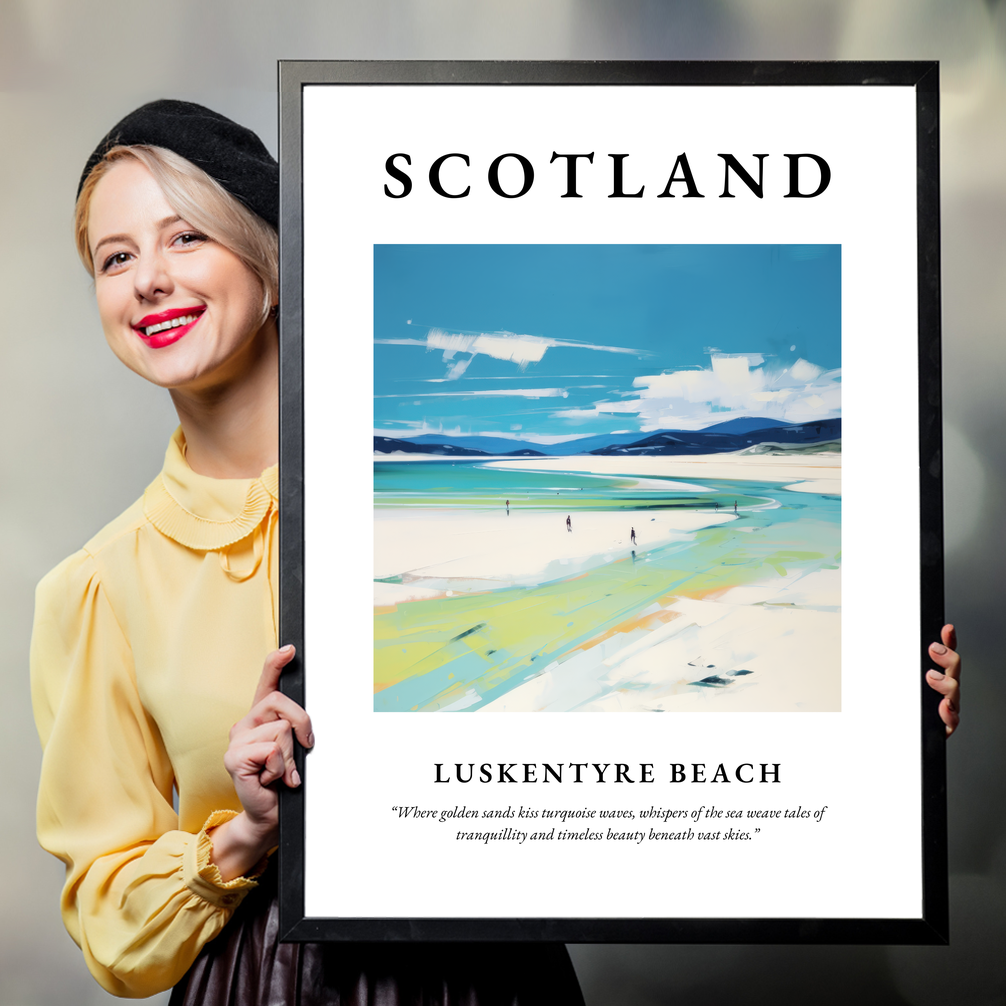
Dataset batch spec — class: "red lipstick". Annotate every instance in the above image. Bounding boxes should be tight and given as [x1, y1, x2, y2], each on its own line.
[132, 306, 205, 349]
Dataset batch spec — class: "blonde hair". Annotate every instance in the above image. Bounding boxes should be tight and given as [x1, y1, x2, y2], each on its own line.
[75, 145, 278, 323]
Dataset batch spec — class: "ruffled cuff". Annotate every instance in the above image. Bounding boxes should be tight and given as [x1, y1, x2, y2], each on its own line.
[182, 810, 269, 910]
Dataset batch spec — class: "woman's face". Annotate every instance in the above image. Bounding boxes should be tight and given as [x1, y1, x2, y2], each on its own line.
[87, 158, 269, 393]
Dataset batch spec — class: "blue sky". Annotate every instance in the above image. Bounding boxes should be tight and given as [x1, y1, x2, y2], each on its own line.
[374, 245, 841, 443]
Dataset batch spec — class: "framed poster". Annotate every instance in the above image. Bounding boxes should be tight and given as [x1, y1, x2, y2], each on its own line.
[277, 61, 946, 943]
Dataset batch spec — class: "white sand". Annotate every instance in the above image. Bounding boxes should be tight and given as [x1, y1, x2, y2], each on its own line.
[373, 582, 446, 606]
[374, 507, 736, 599]
[784, 479, 841, 494]
[478, 567, 841, 713]
[483, 452, 841, 492]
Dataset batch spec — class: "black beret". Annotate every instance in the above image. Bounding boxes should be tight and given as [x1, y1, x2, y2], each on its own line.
[78, 99, 278, 228]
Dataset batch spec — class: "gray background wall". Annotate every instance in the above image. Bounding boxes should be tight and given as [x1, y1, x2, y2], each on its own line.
[1, 2, 1003, 1003]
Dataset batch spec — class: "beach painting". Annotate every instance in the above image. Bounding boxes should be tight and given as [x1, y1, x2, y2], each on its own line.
[374, 245, 841, 712]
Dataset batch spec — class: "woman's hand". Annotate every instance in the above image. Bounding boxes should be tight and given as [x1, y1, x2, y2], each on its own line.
[926, 624, 961, 738]
[209, 645, 314, 881]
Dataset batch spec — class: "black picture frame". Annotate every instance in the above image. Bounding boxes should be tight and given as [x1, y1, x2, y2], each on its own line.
[277, 60, 945, 944]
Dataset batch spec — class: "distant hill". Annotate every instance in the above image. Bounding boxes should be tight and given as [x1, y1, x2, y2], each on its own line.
[376, 417, 840, 459]
[589, 419, 841, 456]
[374, 436, 546, 457]
[692, 416, 792, 435]
[398, 432, 639, 456]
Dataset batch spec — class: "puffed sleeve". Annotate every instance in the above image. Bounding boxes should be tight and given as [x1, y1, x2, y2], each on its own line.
[31, 549, 262, 998]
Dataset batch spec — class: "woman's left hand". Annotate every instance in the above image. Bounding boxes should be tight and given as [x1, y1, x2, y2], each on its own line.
[926, 624, 961, 737]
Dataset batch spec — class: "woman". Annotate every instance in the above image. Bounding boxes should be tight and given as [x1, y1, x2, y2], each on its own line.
[31, 100, 586, 1003]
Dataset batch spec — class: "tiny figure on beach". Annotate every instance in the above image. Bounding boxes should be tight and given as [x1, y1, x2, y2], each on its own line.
[505, 499, 509, 515]
[733, 501, 738, 513]
[714, 501, 720, 510]
[630, 527, 636, 545]
[566, 514, 572, 532]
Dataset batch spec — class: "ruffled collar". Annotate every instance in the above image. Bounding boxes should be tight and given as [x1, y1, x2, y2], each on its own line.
[143, 428, 278, 551]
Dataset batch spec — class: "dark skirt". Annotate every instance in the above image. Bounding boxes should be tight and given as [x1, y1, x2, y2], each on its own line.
[169, 870, 585, 1006]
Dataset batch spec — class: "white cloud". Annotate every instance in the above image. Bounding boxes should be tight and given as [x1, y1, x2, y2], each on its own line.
[375, 388, 570, 399]
[790, 358, 824, 382]
[427, 328, 549, 367]
[377, 328, 645, 381]
[443, 357, 474, 380]
[426, 374, 618, 381]
[552, 398, 647, 419]
[549, 353, 840, 430]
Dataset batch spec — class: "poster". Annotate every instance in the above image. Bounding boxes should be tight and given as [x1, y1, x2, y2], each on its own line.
[278, 62, 945, 942]
[372, 243, 841, 714]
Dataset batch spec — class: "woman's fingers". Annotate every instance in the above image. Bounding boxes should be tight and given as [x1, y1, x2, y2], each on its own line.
[259, 742, 289, 787]
[924, 678, 960, 736]
[925, 668, 959, 704]
[224, 738, 287, 787]
[941, 623, 958, 654]
[927, 623, 961, 737]
[928, 633, 961, 683]
[926, 668, 960, 736]
[928, 646, 961, 679]
[252, 644, 297, 707]
[232, 689, 314, 750]
[230, 719, 302, 788]
[255, 691, 313, 749]
[241, 644, 314, 749]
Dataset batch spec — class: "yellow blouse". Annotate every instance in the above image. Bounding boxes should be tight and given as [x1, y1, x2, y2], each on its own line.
[31, 428, 279, 998]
